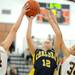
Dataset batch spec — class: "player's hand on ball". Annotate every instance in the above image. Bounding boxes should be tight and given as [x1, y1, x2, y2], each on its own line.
[22, 2, 30, 15]
[43, 10, 51, 21]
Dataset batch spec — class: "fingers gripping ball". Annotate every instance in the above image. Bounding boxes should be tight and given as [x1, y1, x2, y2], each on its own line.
[25, 0, 40, 17]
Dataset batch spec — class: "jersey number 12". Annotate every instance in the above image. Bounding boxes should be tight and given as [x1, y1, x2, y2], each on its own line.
[42, 59, 51, 68]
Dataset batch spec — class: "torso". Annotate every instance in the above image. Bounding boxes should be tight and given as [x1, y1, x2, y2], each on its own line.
[33, 48, 57, 75]
[0, 46, 8, 75]
[61, 55, 75, 75]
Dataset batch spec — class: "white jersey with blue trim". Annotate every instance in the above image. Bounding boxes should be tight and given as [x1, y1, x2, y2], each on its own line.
[61, 55, 75, 75]
[0, 46, 8, 75]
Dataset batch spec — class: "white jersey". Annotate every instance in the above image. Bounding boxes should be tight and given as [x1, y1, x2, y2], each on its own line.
[0, 46, 8, 75]
[61, 55, 75, 75]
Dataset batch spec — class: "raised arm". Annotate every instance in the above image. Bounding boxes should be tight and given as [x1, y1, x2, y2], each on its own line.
[49, 10, 62, 56]
[1, 4, 29, 52]
[26, 17, 35, 54]
[41, 9, 70, 57]
[49, 10, 70, 57]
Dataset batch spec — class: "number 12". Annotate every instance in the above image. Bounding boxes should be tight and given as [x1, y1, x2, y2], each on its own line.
[42, 59, 51, 68]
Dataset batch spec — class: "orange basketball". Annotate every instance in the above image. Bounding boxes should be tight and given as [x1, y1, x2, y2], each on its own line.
[25, 0, 40, 17]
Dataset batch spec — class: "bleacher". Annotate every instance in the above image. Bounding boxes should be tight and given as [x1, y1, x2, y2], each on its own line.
[8, 54, 32, 75]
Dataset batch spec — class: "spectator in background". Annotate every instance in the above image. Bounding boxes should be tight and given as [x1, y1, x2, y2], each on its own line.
[10, 65, 17, 75]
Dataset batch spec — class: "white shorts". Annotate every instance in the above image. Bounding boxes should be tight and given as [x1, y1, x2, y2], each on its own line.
[0, 46, 8, 75]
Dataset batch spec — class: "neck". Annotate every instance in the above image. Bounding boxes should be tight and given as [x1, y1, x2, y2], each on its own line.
[42, 47, 46, 50]
[42, 47, 50, 50]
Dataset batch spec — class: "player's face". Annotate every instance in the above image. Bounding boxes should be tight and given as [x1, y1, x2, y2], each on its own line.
[43, 40, 52, 50]
[70, 45, 75, 55]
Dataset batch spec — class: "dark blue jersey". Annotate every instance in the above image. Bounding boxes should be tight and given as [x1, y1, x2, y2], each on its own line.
[34, 48, 57, 75]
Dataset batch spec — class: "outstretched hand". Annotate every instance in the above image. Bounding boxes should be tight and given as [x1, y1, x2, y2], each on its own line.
[40, 8, 53, 21]
[21, 2, 30, 15]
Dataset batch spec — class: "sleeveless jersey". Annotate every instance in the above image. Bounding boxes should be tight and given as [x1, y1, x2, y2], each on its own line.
[34, 48, 57, 75]
[61, 55, 75, 75]
[0, 46, 8, 75]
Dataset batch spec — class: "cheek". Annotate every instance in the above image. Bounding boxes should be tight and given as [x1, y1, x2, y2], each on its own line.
[47, 44, 51, 47]
[45, 44, 48, 47]
[45, 44, 49, 47]
[48, 44, 50, 46]
[49, 43, 51, 46]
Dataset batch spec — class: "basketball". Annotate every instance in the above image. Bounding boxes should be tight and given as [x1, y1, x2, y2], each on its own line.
[25, 0, 40, 17]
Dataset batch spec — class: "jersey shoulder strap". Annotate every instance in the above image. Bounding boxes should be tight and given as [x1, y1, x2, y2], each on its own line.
[35, 48, 42, 53]
[50, 48, 55, 52]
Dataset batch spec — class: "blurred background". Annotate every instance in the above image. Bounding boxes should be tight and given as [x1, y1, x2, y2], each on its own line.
[0, 0, 75, 75]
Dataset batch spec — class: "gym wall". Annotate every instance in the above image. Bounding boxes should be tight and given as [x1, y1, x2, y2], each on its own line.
[0, 23, 13, 43]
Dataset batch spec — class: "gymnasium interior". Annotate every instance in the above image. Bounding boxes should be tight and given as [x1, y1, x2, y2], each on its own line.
[0, 0, 75, 75]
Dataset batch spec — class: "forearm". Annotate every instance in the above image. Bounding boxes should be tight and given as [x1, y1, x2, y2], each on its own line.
[51, 16, 61, 34]
[48, 15, 62, 52]
[26, 18, 35, 54]
[1, 3, 29, 51]
[26, 20, 32, 39]
[49, 11, 69, 57]
[50, 10, 58, 25]
[48, 19, 61, 35]
[1, 12, 24, 50]
[11, 12, 24, 32]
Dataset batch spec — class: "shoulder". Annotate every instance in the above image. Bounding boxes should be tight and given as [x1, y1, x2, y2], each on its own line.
[35, 48, 42, 52]
[0, 46, 6, 53]
[49, 48, 55, 53]
[0, 46, 7, 55]
[48, 48, 54, 50]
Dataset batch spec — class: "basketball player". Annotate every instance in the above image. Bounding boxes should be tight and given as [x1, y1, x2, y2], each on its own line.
[58, 23, 75, 74]
[26, 9, 61, 75]
[48, 8, 75, 75]
[0, 4, 30, 75]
